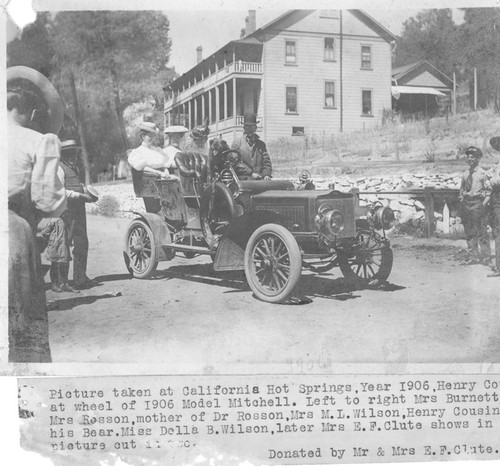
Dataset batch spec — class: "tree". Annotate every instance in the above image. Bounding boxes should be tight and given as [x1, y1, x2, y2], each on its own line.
[394, 9, 460, 78]
[459, 8, 500, 111]
[51, 11, 175, 154]
[7, 12, 54, 76]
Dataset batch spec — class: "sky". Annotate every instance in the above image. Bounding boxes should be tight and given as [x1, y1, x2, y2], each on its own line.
[5, 0, 480, 74]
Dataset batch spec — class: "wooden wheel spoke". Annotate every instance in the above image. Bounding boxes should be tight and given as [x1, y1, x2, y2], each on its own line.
[276, 268, 288, 283]
[255, 246, 267, 258]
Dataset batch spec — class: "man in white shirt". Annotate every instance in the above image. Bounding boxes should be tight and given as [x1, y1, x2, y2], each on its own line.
[7, 66, 67, 362]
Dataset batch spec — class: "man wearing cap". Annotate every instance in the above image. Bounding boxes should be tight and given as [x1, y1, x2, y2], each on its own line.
[128, 122, 175, 177]
[459, 146, 492, 265]
[487, 137, 500, 277]
[59, 140, 98, 289]
[7, 66, 67, 362]
[231, 112, 272, 180]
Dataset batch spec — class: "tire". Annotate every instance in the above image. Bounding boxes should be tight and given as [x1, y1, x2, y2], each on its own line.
[338, 229, 393, 283]
[244, 224, 302, 303]
[124, 219, 158, 279]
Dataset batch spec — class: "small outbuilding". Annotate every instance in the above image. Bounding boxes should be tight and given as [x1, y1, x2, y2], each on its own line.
[391, 60, 454, 119]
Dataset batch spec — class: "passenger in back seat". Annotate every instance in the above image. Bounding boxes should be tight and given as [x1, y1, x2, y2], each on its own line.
[128, 122, 177, 179]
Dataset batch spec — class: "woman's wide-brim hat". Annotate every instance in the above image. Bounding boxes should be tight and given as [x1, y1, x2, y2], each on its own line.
[138, 121, 159, 134]
[490, 137, 500, 152]
[165, 125, 188, 134]
[7, 66, 64, 135]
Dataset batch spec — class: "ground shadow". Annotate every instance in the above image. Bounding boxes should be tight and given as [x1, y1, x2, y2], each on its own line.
[92, 273, 133, 283]
[152, 263, 406, 305]
[48, 292, 122, 312]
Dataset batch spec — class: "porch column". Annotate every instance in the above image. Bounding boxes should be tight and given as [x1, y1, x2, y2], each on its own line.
[215, 85, 220, 131]
[208, 89, 212, 126]
[233, 78, 237, 120]
[194, 97, 198, 127]
[223, 82, 228, 120]
[233, 77, 237, 139]
[201, 92, 206, 125]
[188, 99, 192, 130]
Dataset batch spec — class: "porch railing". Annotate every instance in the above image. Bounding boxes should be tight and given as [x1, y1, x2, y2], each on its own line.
[235, 114, 263, 126]
[233, 61, 262, 74]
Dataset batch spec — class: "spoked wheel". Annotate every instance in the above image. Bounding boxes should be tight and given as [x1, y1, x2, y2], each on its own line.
[124, 220, 158, 279]
[338, 229, 393, 283]
[244, 224, 302, 303]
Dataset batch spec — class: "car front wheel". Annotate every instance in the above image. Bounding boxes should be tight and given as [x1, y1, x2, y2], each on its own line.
[338, 229, 393, 283]
[244, 224, 302, 303]
[124, 219, 158, 279]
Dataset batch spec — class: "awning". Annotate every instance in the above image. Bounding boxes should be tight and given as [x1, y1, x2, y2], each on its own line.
[392, 86, 446, 99]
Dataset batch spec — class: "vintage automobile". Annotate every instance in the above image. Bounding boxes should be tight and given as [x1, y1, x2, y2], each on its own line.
[123, 145, 395, 303]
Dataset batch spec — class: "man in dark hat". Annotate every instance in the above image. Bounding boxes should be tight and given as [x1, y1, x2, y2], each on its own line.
[231, 112, 272, 180]
[459, 146, 492, 265]
[7, 66, 67, 362]
[59, 140, 98, 289]
[487, 137, 500, 277]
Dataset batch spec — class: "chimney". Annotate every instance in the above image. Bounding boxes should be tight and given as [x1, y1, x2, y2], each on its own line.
[247, 10, 256, 35]
[196, 46, 203, 64]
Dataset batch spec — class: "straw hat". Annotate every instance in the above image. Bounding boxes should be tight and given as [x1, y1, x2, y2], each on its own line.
[7, 65, 64, 134]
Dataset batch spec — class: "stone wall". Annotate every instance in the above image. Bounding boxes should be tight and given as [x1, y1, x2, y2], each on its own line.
[87, 172, 466, 235]
[313, 172, 464, 236]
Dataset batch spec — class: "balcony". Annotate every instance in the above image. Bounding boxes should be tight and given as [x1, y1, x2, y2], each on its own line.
[165, 61, 262, 108]
[209, 114, 263, 135]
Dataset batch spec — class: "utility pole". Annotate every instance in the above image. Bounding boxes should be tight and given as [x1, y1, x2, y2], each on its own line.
[453, 71, 457, 115]
[473, 67, 478, 111]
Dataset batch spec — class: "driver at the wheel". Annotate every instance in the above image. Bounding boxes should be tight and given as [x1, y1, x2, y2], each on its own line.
[128, 122, 176, 179]
[231, 113, 272, 180]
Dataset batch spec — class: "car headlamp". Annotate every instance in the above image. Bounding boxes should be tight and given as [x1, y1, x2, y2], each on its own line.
[326, 209, 345, 235]
[369, 204, 395, 230]
[315, 203, 344, 237]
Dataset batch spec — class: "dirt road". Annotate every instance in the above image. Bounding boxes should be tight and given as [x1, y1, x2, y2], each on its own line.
[46, 215, 500, 367]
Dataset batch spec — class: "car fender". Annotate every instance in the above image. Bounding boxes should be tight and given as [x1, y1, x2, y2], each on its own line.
[213, 210, 282, 271]
[128, 211, 175, 261]
[225, 209, 283, 249]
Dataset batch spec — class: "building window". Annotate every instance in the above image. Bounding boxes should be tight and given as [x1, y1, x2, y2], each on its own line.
[286, 87, 298, 113]
[292, 126, 305, 136]
[324, 38, 335, 61]
[361, 45, 372, 69]
[325, 81, 335, 107]
[285, 40, 297, 64]
[362, 90, 372, 116]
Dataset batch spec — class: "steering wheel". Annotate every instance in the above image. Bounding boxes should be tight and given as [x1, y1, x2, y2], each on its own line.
[219, 149, 241, 165]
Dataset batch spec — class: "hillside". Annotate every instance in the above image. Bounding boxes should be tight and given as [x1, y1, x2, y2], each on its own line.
[270, 109, 500, 179]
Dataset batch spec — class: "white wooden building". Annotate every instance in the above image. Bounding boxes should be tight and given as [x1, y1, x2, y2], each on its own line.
[164, 10, 396, 143]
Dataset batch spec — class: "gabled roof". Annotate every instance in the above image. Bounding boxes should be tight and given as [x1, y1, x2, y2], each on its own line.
[166, 9, 396, 91]
[392, 60, 454, 87]
[348, 10, 396, 43]
[249, 9, 396, 43]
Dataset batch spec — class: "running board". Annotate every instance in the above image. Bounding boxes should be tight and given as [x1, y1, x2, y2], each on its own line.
[162, 244, 213, 255]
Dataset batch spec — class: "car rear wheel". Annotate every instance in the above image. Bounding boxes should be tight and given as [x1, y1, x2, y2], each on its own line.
[124, 219, 158, 279]
[338, 229, 393, 283]
[244, 224, 302, 303]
